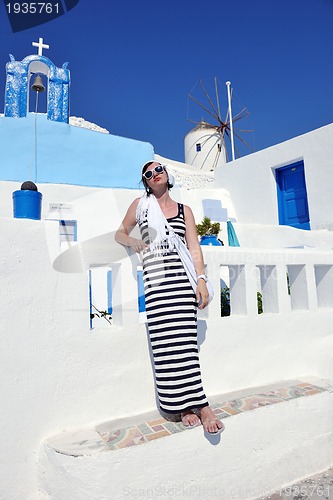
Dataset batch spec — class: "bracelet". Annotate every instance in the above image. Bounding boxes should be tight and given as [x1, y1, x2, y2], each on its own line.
[197, 274, 208, 282]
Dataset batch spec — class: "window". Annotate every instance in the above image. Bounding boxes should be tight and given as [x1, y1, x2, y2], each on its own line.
[196, 143, 201, 152]
[89, 267, 112, 329]
[59, 220, 77, 242]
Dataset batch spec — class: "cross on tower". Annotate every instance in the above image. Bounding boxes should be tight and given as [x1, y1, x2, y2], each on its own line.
[32, 37, 50, 56]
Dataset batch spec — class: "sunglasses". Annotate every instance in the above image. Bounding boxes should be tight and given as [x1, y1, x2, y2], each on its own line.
[143, 164, 164, 180]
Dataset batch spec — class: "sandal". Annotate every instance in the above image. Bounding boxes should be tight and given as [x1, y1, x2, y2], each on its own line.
[180, 410, 201, 428]
[202, 418, 225, 435]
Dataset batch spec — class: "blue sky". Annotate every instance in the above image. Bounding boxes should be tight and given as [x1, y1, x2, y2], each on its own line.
[0, 0, 333, 162]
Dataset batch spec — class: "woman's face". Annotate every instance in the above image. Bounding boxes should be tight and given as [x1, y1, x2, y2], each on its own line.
[143, 162, 167, 187]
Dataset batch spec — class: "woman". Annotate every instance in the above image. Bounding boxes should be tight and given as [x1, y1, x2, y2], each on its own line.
[115, 161, 224, 434]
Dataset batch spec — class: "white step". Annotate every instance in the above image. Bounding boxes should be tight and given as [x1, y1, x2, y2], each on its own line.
[39, 377, 333, 500]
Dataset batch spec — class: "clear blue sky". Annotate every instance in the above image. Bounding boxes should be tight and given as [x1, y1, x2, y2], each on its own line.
[0, 0, 333, 162]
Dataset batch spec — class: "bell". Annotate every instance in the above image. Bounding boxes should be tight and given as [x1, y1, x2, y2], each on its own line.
[31, 74, 45, 92]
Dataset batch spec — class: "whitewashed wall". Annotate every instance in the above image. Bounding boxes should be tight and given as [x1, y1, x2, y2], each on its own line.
[1, 218, 333, 499]
[0, 219, 154, 500]
[0, 181, 145, 241]
[41, 178, 333, 252]
[213, 123, 333, 229]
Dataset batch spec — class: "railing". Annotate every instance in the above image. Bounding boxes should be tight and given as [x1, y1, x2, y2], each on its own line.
[88, 247, 333, 328]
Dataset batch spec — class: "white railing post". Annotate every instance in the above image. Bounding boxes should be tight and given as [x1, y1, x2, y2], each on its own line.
[244, 264, 259, 316]
[276, 264, 292, 314]
[314, 265, 333, 308]
[111, 260, 139, 327]
[229, 264, 258, 316]
[288, 264, 309, 310]
[305, 264, 319, 311]
[259, 265, 279, 314]
[204, 261, 221, 319]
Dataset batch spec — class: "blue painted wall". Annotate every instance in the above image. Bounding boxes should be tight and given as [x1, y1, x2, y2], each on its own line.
[5, 54, 70, 123]
[0, 113, 154, 189]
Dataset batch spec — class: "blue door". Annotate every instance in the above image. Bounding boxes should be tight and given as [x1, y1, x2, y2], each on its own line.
[276, 161, 310, 230]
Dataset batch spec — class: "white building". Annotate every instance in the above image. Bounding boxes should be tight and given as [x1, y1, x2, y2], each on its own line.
[184, 119, 227, 171]
[0, 49, 333, 500]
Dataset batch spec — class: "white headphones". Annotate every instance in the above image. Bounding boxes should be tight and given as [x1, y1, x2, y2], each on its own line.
[167, 172, 175, 188]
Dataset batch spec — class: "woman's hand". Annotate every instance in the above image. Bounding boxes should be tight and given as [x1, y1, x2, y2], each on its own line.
[129, 238, 149, 253]
[196, 279, 209, 309]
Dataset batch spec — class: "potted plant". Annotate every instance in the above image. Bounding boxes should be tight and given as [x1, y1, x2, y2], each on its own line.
[196, 216, 223, 246]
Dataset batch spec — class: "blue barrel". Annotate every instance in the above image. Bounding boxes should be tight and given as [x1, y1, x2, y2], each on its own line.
[200, 235, 223, 246]
[12, 190, 43, 220]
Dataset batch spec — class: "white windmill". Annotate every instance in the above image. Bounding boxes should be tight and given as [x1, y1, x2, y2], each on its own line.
[184, 78, 254, 171]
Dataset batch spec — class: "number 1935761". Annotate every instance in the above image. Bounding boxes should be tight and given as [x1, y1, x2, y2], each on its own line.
[282, 484, 330, 496]
[6, 3, 60, 14]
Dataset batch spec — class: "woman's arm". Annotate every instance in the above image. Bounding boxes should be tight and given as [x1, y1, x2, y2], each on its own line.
[115, 198, 149, 253]
[184, 205, 209, 309]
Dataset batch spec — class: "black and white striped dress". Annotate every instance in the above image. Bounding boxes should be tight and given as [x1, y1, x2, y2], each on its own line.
[140, 203, 209, 414]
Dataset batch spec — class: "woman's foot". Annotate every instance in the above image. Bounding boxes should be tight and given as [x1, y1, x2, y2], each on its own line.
[199, 406, 224, 434]
[180, 409, 201, 427]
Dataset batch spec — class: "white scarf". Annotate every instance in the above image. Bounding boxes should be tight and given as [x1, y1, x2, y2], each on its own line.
[136, 193, 198, 294]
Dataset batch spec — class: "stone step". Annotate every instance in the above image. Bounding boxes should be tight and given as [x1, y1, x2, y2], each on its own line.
[45, 377, 332, 457]
[40, 376, 333, 500]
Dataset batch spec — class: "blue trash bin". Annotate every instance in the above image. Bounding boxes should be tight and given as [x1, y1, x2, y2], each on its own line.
[12, 190, 43, 220]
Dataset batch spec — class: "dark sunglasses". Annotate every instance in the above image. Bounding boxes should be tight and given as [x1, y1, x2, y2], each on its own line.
[143, 164, 164, 180]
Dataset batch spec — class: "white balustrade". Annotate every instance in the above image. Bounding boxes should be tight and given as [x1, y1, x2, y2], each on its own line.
[89, 247, 333, 326]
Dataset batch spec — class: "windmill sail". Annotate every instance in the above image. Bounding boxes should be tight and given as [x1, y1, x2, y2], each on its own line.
[186, 79, 254, 169]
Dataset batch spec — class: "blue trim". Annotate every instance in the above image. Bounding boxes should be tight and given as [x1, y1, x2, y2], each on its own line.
[89, 270, 93, 330]
[137, 270, 146, 312]
[107, 270, 113, 315]
[59, 220, 77, 241]
[73, 221, 77, 242]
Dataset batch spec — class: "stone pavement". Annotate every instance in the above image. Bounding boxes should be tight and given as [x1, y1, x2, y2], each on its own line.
[259, 466, 333, 500]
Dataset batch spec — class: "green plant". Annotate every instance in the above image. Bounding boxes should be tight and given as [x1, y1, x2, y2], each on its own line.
[286, 272, 291, 295]
[196, 216, 221, 237]
[221, 286, 231, 317]
[257, 291, 263, 314]
[220, 287, 263, 316]
[91, 304, 112, 325]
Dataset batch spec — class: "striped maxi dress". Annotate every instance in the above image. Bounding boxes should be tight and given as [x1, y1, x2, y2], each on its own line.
[139, 202, 209, 414]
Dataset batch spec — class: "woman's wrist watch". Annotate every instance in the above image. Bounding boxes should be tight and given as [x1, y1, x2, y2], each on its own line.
[197, 274, 208, 282]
